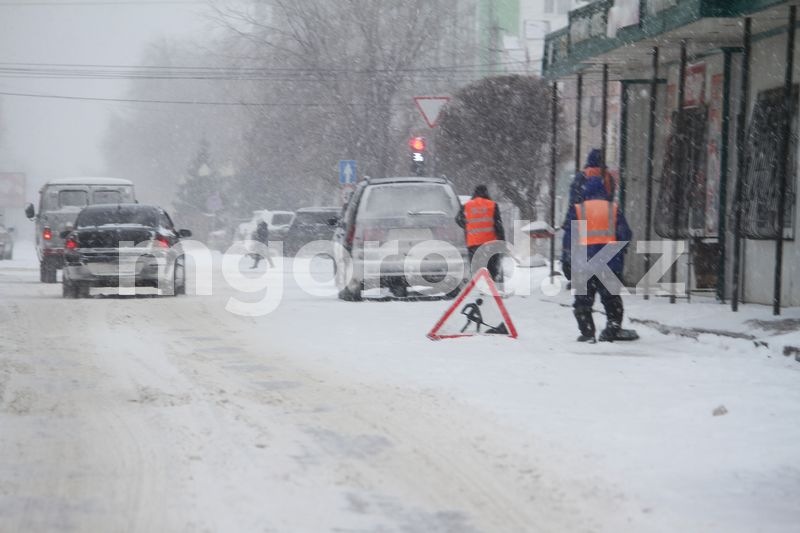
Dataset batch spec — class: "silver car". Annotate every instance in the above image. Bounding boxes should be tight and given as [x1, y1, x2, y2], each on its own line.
[25, 177, 136, 283]
[333, 177, 468, 300]
[62, 204, 191, 298]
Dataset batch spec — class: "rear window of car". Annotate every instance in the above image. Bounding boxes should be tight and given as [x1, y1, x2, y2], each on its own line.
[92, 190, 123, 204]
[271, 213, 294, 226]
[359, 183, 456, 218]
[76, 206, 159, 228]
[59, 190, 89, 209]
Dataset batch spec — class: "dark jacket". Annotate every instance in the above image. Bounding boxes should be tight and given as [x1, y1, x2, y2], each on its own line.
[562, 176, 632, 275]
[456, 197, 505, 243]
[253, 221, 269, 244]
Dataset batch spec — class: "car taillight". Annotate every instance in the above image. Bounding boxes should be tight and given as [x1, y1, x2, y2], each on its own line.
[65, 237, 78, 250]
[154, 236, 170, 248]
[43, 227, 52, 241]
[345, 224, 356, 247]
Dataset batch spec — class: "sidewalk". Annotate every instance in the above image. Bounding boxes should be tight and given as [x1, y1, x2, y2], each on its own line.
[518, 265, 800, 362]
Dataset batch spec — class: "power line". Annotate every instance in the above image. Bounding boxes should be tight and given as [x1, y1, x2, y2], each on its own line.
[0, 59, 532, 74]
[0, 89, 414, 107]
[0, 1, 206, 5]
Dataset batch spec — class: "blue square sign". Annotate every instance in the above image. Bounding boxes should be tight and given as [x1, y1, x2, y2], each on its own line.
[339, 160, 357, 185]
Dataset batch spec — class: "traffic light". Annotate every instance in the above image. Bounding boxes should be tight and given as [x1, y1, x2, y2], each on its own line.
[408, 136, 426, 152]
[409, 136, 426, 176]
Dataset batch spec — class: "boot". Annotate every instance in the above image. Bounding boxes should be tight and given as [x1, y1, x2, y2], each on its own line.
[573, 306, 595, 341]
[599, 321, 621, 342]
[577, 334, 596, 343]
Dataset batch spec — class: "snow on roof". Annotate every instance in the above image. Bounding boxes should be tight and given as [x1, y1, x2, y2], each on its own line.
[44, 177, 134, 186]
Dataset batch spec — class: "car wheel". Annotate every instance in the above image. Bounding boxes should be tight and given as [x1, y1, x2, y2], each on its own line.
[62, 280, 76, 298]
[338, 281, 363, 302]
[388, 279, 408, 298]
[174, 256, 186, 296]
[41, 260, 57, 284]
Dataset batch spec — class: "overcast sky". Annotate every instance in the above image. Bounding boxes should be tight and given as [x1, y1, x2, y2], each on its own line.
[0, 0, 213, 205]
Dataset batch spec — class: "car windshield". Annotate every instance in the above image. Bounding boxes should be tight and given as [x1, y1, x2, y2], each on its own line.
[76, 206, 159, 228]
[359, 184, 456, 219]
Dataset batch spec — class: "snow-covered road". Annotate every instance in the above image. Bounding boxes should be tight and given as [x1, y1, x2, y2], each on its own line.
[1, 243, 798, 532]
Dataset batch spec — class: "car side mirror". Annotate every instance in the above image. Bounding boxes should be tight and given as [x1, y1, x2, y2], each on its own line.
[60, 230, 72, 239]
[25, 203, 35, 220]
[178, 229, 192, 238]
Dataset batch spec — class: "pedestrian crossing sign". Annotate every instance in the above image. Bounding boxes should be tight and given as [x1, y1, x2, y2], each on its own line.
[427, 268, 518, 340]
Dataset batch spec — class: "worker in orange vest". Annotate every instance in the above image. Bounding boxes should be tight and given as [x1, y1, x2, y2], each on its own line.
[456, 185, 505, 282]
[562, 173, 634, 343]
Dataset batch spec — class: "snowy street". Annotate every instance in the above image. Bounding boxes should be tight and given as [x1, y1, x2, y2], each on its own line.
[1, 244, 798, 533]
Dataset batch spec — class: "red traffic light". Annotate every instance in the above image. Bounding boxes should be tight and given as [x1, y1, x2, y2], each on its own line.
[408, 136, 426, 152]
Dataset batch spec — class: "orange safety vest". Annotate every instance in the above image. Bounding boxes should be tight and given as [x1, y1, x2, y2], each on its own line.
[464, 197, 498, 247]
[575, 199, 618, 245]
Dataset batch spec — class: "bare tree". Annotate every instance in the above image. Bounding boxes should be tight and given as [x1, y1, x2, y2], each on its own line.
[436, 75, 553, 219]
[215, 0, 480, 178]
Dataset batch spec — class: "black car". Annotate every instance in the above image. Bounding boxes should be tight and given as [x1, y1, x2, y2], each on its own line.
[284, 206, 340, 256]
[62, 204, 191, 298]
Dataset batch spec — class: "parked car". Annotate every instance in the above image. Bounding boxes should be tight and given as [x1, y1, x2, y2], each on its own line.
[61, 203, 191, 298]
[284, 206, 340, 257]
[25, 177, 135, 283]
[267, 210, 295, 242]
[333, 177, 468, 300]
[235, 210, 296, 243]
[0, 224, 14, 260]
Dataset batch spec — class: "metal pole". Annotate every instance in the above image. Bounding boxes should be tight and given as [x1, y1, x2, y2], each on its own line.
[575, 73, 584, 175]
[601, 64, 609, 184]
[774, 5, 796, 316]
[716, 48, 734, 303]
[619, 82, 629, 210]
[550, 81, 559, 282]
[671, 41, 688, 304]
[732, 18, 752, 312]
[644, 46, 659, 301]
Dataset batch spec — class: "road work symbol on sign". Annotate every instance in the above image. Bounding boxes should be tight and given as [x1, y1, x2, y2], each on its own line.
[427, 268, 518, 340]
[414, 96, 450, 128]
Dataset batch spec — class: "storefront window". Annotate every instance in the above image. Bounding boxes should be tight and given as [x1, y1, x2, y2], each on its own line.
[739, 86, 797, 240]
[655, 106, 709, 239]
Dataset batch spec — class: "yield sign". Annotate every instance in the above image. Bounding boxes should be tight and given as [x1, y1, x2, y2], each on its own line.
[414, 96, 450, 128]
[427, 268, 518, 340]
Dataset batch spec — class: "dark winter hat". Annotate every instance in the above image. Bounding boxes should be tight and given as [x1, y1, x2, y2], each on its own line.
[473, 185, 490, 199]
[585, 148, 603, 169]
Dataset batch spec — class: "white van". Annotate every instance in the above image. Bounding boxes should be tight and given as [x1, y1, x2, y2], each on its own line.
[25, 177, 136, 283]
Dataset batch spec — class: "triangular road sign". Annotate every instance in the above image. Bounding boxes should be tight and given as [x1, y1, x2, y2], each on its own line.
[428, 268, 518, 340]
[414, 96, 450, 128]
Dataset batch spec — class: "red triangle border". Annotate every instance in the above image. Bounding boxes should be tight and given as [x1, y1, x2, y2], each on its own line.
[427, 268, 518, 340]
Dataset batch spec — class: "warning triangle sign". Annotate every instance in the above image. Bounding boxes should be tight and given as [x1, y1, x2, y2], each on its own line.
[427, 268, 518, 340]
[414, 96, 450, 128]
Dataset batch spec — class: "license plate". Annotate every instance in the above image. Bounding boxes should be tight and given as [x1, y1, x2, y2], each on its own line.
[386, 228, 433, 242]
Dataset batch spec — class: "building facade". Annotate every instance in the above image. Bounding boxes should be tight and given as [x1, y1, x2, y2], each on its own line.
[543, 0, 800, 310]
